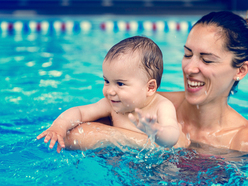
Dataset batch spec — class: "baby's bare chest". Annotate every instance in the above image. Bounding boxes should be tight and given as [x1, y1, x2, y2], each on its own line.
[110, 112, 143, 133]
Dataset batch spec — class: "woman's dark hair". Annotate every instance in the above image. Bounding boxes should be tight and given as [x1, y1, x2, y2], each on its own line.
[194, 11, 248, 95]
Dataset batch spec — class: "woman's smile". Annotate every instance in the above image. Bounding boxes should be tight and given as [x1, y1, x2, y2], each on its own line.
[186, 78, 205, 92]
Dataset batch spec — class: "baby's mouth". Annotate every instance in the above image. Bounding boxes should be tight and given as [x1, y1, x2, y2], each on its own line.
[187, 79, 205, 89]
[111, 100, 121, 103]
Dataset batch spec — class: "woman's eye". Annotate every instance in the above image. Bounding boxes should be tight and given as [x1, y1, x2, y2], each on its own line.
[202, 58, 213, 64]
[184, 54, 192, 58]
[117, 82, 124, 86]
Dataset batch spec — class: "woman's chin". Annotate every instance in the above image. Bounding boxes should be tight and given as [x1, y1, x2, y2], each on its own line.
[185, 94, 205, 106]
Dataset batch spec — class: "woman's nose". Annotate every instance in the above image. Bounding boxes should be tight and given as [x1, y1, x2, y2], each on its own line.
[183, 57, 200, 74]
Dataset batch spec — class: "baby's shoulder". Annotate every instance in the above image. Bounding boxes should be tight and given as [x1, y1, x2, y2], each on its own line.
[157, 91, 185, 109]
[152, 93, 176, 112]
[155, 93, 175, 106]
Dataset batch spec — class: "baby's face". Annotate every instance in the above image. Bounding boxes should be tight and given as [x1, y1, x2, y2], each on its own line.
[102, 54, 149, 114]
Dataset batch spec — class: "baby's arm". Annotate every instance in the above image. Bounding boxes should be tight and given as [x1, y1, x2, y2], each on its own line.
[129, 100, 179, 148]
[36, 98, 111, 152]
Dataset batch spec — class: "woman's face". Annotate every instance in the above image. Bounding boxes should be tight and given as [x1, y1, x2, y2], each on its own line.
[182, 24, 238, 106]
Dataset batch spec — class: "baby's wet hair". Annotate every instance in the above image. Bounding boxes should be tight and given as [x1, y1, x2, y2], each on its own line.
[104, 36, 163, 88]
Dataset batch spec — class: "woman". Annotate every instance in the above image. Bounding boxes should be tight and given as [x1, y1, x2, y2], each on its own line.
[48, 11, 248, 153]
[160, 11, 248, 152]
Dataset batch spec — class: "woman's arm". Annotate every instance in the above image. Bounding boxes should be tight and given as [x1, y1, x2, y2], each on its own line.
[64, 121, 190, 152]
[64, 122, 149, 151]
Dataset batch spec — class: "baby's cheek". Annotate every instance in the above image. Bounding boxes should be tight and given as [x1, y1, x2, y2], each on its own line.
[102, 87, 107, 97]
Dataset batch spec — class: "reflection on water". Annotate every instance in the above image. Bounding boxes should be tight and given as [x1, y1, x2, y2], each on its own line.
[68, 142, 248, 185]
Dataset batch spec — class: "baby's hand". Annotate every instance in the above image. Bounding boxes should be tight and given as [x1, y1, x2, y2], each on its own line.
[36, 125, 66, 153]
[128, 108, 159, 137]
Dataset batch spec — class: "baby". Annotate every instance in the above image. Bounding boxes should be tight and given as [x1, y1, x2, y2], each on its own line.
[37, 36, 179, 152]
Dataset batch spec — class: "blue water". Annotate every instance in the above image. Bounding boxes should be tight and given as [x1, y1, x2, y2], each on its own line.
[1, 16, 248, 185]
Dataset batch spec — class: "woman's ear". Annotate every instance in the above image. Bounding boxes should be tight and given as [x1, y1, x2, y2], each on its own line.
[234, 61, 248, 81]
[147, 79, 157, 96]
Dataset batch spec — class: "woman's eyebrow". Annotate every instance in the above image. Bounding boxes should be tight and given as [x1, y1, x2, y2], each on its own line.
[200, 52, 220, 58]
[184, 45, 220, 58]
[184, 45, 192, 52]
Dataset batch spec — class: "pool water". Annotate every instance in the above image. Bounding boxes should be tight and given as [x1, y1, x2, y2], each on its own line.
[1, 15, 248, 185]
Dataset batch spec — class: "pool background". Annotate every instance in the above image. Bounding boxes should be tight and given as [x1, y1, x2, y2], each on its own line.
[1, 15, 248, 185]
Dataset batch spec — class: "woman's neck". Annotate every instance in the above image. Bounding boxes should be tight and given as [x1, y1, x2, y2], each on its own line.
[178, 98, 230, 131]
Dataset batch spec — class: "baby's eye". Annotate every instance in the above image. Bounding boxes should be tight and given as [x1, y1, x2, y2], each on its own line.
[104, 79, 109, 84]
[117, 82, 124, 86]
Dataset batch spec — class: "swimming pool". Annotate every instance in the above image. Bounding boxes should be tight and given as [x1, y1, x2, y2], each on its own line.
[1, 15, 248, 185]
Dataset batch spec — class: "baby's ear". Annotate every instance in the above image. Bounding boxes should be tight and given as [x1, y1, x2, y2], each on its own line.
[147, 79, 157, 96]
[234, 61, 248, 81]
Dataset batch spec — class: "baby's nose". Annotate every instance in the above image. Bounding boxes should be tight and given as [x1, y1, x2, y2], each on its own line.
[107, 87, 116, 96]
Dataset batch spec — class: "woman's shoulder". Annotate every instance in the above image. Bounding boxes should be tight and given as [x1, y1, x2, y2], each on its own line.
[230, 118, 248, 152]
[158, 91, 185, 109]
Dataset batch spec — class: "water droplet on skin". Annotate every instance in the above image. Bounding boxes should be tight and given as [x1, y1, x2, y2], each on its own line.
[205, 91, 207, 95]
[96, 127, 100, 131]
[74, 140, 78, 145]
[87, 122, 91, 125]
[75, 120, 81, 124]
[78, 127, 84, 134]
[180, 121, 184, 127]
[196, 105, 199, 109]
[186, 133, 190, 140]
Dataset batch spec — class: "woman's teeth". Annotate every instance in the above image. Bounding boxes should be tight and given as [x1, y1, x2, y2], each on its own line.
[188, 80, 204, 88]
